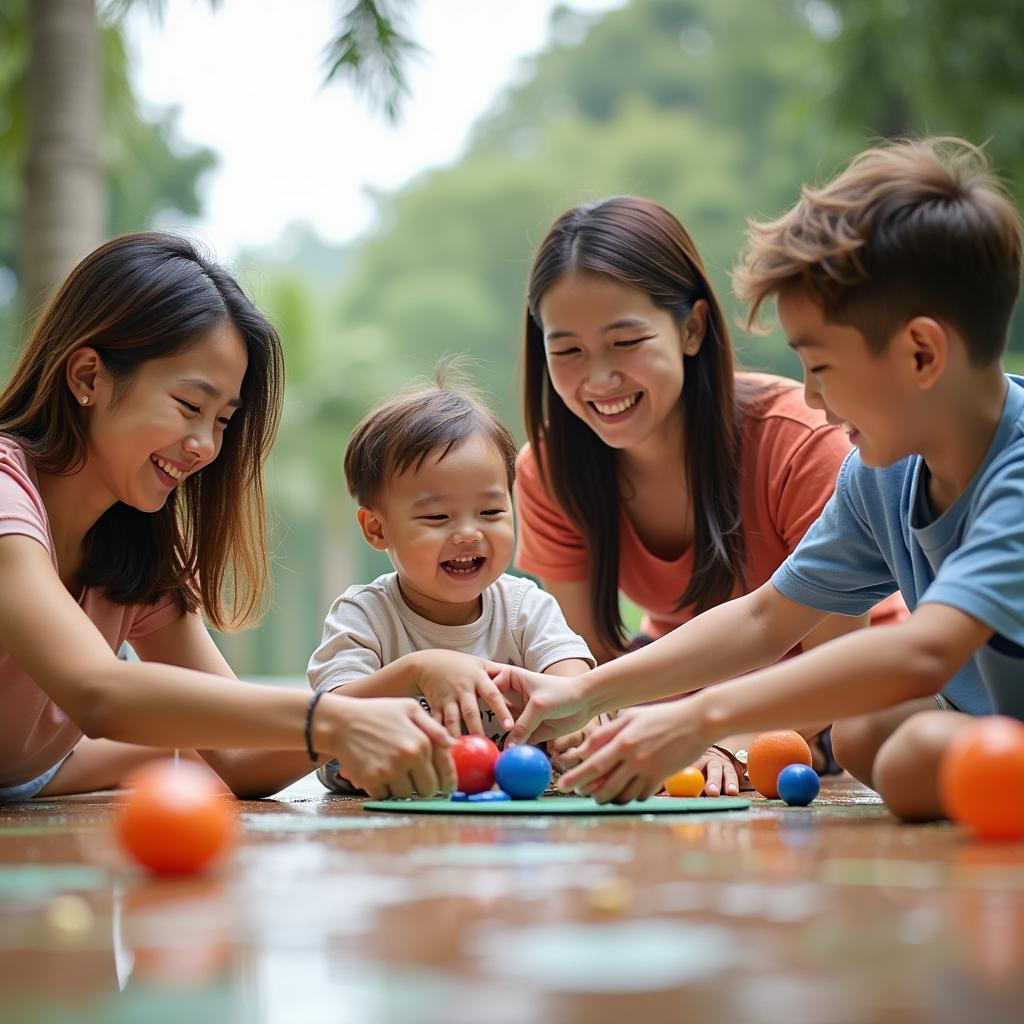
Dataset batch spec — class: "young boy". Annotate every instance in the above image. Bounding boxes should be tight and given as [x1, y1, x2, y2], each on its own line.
[309, 376, 594, 793]
[497, 137, 1024, 821]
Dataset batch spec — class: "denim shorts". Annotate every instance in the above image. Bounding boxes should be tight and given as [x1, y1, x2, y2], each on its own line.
[0, 758, 66, 804]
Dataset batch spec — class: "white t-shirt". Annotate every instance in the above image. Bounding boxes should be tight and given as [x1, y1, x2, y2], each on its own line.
[307, 572, 594, 744]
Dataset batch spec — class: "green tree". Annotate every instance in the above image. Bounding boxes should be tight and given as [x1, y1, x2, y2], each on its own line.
[826, 0, 1024, 181]
[14, 0, 104, 313]
[824, 0, 1024, 353]
[0, 0, 216, 354]
[7, 0, 419, 319]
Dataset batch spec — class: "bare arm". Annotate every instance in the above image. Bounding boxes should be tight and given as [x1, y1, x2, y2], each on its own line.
[0, 536, 455, 798]
[574, 582, 829, 718]
[542, 657, 607, 769]
[561, 602, 992, 801]
[326, 669, 416, 699]
[801, 609, 871, 650]
[748, 607, 872, 741]
[502, 582, 828, 745]
[131, 613, 321, 798]
[549, 571, 866, 695]
[325, 649, 513, 738]
[543, 658, 593, 677]
[694, 604, 987, 738]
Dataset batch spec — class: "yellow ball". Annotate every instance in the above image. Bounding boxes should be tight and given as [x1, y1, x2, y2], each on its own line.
[588, 877, 633, 916]
[664, 766, 704, 797]
[45, 895, 94, 943]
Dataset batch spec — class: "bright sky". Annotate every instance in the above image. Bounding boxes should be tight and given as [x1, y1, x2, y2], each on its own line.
[125, 0, 625, 259]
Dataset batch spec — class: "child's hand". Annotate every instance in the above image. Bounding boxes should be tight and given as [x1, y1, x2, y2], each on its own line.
[413, 650, 514, 738]
[548, 714, 611, 772]
[689, 746, 745, 797]
[328, 695, 456, 799]
[557, 701, 711, 804]
[492, 665, 595, 745]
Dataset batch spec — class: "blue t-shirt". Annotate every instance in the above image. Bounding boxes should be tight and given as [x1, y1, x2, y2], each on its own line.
[773, 374, 1024, 718]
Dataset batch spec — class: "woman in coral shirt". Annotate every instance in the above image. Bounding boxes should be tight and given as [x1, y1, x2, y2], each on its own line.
[515, 197, 902, 794]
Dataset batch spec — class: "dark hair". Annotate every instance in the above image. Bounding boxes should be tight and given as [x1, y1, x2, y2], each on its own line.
[0, 232, 284, 631]
[734, 137, 1023, 365]
[524, 196, 744, 653]
[345, 367, 518, 506]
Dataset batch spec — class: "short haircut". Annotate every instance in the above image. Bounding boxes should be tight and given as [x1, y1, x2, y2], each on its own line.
[344, 370, 518, 506]
[733, 137, 1023, 365]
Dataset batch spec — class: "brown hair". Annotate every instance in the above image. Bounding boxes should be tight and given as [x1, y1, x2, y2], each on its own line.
[734, 137, 1023, 365]
[524, 196, 745, 653]
[345, 367, 518, 506]
[0, 232, 284, 631]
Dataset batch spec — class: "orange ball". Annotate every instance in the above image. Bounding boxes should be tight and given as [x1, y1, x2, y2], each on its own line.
[746, 731, 812, 799]
[117, 760, 235, 876]
[940, 716, 1024, 841]
[664, 766, 705, 797]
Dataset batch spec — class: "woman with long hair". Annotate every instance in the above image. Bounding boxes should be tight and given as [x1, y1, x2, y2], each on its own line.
[515, 197, 901, 794]
[0, 232, 473, 803]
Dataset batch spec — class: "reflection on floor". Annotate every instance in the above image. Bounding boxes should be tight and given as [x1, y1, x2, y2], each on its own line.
[1, 777, 1022, 1023]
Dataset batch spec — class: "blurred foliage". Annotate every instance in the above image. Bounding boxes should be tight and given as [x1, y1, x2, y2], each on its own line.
[827, 0, 1024, 175]
[0, 0, 216, 369]
[323, 0, 422, 122]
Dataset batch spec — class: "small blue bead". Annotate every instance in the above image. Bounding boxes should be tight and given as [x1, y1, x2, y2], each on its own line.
[776, 764, 820, 806]
[450, 791, 469, 802]
[467, 790, 511, 802]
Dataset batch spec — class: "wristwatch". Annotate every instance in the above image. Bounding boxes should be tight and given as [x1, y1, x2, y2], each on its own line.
[712, 744, 748, 779]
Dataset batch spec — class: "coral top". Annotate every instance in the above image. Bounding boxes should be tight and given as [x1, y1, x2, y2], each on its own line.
[515, 373, 905, 640]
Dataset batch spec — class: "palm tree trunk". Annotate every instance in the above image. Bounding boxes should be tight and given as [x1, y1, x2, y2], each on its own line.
[23, 0, 104, 313]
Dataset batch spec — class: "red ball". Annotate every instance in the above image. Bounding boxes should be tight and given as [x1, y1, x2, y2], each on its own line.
[451, 736, 500, 794]
[940, 716, 1024, 841]
[117, 760, 235, 875]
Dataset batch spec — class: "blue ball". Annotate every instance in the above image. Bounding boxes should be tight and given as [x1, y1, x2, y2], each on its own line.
[776, 763, 820, 807]
[494, 745, 552, 800]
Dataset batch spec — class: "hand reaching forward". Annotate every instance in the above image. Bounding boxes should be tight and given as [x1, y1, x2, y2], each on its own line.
[689, 746, 744, 797]
[556, 701, 712, 804]
[412, 649, 513, 737]
[325, 694, 456, 799]
[548, 715, 611, 772]
[491, 665, 595, 745]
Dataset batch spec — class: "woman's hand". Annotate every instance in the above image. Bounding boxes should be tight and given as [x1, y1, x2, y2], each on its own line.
[412, 650, 513, 738]
[556, 701, 711, 804]
[493, 666, 595, 745]
[321, 694, 456, 799]
[548, 714, 611, 772]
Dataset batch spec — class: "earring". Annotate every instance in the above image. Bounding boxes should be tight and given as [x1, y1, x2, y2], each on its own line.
[80, 395, 89, 405]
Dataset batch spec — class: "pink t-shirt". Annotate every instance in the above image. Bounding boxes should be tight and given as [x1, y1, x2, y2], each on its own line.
[0, 437, 181, 787]
[515, 373, 906, 640]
